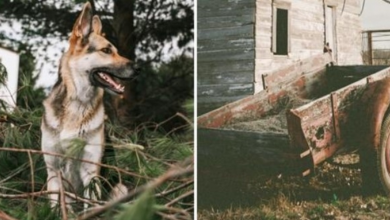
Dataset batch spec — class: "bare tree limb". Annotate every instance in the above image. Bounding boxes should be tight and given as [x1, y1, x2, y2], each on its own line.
[156, 180, 193, 198]
[0, 147, 148, 179]
[27, 151, 34, 195]
[165, 189, 193, 207]
[0, 191, 104, 206]
[58, 171, 68, 220]
[0, 210, 17, 220]
[78, 157, 193, 220]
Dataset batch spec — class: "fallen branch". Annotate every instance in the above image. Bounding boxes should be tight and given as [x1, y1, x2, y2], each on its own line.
[27, 151, 34, 198]
[0, 191, 105, 206]
[58, 171, 68, 220]
[165, 189, 193, 207]
[156, 180, 194, 198]
[0, 210, 17, 220]
[0, 147, 148, 179]
[157, 206, 192, 220]
[78, 157, 194, 220]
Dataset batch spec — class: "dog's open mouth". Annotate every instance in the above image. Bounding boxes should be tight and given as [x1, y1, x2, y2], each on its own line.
[92, 71, 125, 94]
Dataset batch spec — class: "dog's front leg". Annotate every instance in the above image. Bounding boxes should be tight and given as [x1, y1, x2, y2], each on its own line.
[80, 137, 104, 208]
[41, 129, 61, 208]
[45, 165, 61, 207]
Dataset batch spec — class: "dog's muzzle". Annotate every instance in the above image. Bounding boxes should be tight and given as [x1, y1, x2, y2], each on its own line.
[90, 62, 138, 94]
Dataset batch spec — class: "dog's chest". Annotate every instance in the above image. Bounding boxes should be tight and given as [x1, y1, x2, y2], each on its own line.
[65, 108, 103, 138]
[44, 99, 105, 140]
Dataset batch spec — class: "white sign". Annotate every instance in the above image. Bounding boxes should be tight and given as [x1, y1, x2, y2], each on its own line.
[0, 47, 20, 110]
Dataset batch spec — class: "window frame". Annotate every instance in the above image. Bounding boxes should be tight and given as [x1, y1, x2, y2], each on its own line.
[272, 1, 291, 56]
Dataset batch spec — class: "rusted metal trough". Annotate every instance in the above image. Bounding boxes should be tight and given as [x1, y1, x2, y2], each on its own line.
[198, 53, 390, 207]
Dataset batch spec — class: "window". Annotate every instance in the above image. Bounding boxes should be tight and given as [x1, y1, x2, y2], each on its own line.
[272, 6, 290, 56]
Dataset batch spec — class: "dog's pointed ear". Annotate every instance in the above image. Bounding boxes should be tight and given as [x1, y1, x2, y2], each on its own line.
[73, 2, 93, 39]
[92, 15, 102, 35]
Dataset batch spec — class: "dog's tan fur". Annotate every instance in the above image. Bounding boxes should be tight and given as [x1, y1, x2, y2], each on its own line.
[41, 2, 134, 207]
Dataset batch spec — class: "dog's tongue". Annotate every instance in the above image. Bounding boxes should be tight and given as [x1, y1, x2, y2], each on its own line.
[98, 72, 125, 92]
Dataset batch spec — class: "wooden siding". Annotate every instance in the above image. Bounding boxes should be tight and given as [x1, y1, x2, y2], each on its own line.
[198, 0, 363, 114]
[255, 0, 362, 92]
[198, 0, 256, 115]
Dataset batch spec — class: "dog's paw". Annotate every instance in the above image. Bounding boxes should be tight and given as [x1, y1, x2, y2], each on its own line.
[109, 183, 128, 200]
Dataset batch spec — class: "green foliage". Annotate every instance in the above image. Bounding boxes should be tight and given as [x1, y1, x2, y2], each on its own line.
[122, 56, 194, 132]
[0, 61, 193, 219]
[134, 1, 194, 60]
[64, 138, 87, 158]
[0, 106, 193, 219]
[114, 189, 155, 220]
[0, 0, 194, 134]
[0, 3, 194, 214]
[16, 47, 46, 109]
[0, 0, 193, 63]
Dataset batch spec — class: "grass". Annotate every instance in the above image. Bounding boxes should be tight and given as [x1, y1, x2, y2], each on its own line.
[199, 195, 390, 220]
[198, 154, 390, 220]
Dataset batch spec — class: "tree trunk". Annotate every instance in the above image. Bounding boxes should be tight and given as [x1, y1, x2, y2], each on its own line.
[113, 0, 136, 60]
[111, 0, 137, 125]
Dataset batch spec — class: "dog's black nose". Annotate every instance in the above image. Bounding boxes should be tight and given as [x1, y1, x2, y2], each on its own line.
[133, 63, 142, 73]
[131, 63, 142, 76]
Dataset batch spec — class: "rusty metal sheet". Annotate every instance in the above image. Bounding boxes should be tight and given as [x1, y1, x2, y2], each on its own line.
[289, 67, 390, 166]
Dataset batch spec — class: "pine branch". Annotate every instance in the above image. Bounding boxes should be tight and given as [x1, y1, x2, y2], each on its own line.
[78, 157, 193, 220]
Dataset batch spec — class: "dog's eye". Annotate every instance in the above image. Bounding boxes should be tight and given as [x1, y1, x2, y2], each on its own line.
[101, 48, 112, 54]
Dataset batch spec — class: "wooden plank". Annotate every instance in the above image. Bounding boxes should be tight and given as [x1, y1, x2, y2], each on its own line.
[197, 96, 248, 115]
[197, 95, 249, 104]
[197, 70, 254, 84]
[199, 8, 255, 18]
[197, 98, 241, 116]
[198, 83, 254, 98]
[198, 2, 255, 18]
[198, 59, 254, 75]
[326, 66, 389, 92]
[198, 3, 255, 13]
[197, 128, 308, 179]
[198, 38, 254, 52]
[197, 0, 256, 113]
[198, 128, 290, 167]
[198, 15, 254, 30]
[197, 128, 311, 208]
[198, 25, 254, 40]
[198, 0, 255, 7]
[198, 48, 255, 62]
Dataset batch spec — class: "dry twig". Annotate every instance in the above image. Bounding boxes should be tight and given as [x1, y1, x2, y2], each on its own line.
[78, 157, 194, 220]
[156, 180, 194, 198]
[0, 210, 17, 220]
[0, 147, 148, 179]
[0, 191, 104, 206]
[58, 171, 68, 220]
[165, 189, 193, 207]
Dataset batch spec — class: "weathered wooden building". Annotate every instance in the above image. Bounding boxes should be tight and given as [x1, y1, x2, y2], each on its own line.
[198, 0, 362, 114]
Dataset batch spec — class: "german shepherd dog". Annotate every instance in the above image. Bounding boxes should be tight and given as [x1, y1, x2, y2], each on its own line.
[41, 2, 135, 207]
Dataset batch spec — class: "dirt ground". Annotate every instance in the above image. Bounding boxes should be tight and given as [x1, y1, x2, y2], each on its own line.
[198, 153, 390, 220]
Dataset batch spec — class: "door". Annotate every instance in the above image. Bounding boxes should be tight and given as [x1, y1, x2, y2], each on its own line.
[325, 6, 337, 61]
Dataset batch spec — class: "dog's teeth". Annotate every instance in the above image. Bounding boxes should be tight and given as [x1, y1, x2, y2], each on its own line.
[97, 72, 125, 92]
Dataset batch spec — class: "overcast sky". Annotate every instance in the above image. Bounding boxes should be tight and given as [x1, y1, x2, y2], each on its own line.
[361, 0, 390, 30]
